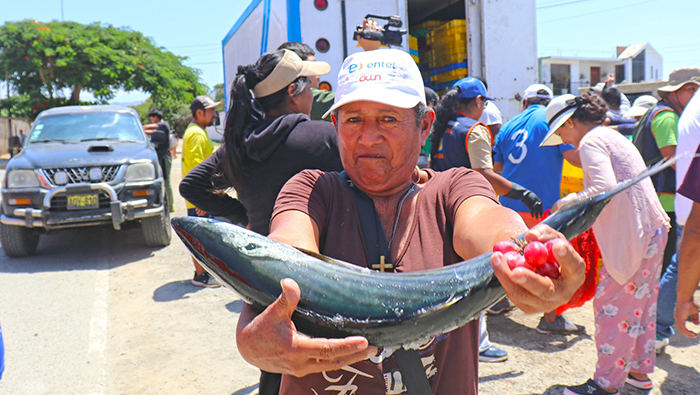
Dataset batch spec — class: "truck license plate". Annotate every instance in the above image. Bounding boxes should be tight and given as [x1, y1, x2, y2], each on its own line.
[66, 194, 99, 210]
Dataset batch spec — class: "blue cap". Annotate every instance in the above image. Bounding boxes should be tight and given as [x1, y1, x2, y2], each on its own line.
[452, 77, 494, 101]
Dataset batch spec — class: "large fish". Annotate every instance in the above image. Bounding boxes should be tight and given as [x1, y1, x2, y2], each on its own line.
[172, 158, 676, 348]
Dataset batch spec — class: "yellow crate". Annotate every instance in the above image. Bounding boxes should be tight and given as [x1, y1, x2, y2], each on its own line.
[430, 68, 468, 84]
[431, 39, 467, 55]
[412, 20, 443, 33]
[560, 159, 584, 197]
[431, 19, 466, 37]
[427, 27, 466, 45]
[409, 35, 418, 49]
[429, 53, 468, 69]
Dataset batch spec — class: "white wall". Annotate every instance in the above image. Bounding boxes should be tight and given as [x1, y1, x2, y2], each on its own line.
[645, 49, 663, 81]
[471, 0, 538, 120]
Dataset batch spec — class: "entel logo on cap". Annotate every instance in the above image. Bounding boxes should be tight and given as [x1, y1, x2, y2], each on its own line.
[359, 74, 381, 82]
[348, 61, 399, 74]
[348, 63, 363, 73]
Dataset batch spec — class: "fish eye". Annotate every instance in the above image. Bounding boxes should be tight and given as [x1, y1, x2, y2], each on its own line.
[244, 243, 258, 251]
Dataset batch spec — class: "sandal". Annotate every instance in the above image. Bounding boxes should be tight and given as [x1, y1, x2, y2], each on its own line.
[625, 373, 653, 390]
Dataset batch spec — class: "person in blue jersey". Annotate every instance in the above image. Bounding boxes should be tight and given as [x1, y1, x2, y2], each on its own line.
[493, 84, 584, 335]
[493, 84, 580, 227]
[431, 78, 543, 217]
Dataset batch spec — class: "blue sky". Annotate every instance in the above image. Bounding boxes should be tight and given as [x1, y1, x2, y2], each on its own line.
[1, 0, 697, 104]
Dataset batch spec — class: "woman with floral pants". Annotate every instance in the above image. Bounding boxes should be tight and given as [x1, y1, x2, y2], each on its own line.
[593, 228, 666, 390]
[543, 94, 670, 395]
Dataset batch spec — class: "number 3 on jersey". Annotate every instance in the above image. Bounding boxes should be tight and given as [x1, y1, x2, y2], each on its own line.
[507, 129, 529, 164]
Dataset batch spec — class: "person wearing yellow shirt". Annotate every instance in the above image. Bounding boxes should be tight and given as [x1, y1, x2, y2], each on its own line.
[182, 95, 220, 287]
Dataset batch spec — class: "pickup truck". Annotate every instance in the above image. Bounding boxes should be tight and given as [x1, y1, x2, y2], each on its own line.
[0, 105, 171, 257]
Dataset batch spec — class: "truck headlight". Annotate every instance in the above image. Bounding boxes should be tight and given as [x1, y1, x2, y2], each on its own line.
[125, 163, 155, 181]
[6, 170, 40, 188]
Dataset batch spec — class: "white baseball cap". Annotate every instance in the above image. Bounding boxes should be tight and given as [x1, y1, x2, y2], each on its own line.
[322, 49, 425, 118]
[541, 94, 583, 146]
[523, 84, 553, 100]
[624, 95, 658, 118]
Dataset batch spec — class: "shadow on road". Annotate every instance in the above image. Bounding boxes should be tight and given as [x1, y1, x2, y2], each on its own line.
[487, 312, 591, 352]
[667, 330, 700, 349]
[656, 352, 700, 394]
[226, 300, 244, 313]
[152, 280, 206, 301]
[0, 222, 164, 273]
[479, 370, 525, 383]
[231, 383, 259, 395]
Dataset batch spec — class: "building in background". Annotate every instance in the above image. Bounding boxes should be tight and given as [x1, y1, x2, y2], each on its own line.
[539, 42, 663, 95]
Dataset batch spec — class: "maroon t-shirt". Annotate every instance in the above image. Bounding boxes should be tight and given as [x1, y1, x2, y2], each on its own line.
[679, 143, 700, 204]
[271, 167, 498, 395]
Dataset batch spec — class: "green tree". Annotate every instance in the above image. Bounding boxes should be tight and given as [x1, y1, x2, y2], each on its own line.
[211, 83, 225, 103]
[0, 20, 207, 117]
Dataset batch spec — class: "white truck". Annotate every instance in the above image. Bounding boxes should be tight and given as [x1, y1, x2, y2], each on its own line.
[222, 0, 538, 121]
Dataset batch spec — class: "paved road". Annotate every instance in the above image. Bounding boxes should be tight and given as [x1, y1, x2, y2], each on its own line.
[0, 161, 260, 395]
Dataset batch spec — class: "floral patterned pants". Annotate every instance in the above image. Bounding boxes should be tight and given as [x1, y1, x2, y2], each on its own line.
[593, 227, 667, 390]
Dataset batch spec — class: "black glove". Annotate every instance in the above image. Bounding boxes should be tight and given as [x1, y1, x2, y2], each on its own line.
[505, 183, 543, 219]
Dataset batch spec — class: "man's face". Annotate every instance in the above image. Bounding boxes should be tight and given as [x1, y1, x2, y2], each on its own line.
[195, 107, 218, 127]
[334, 101, 433, 195]
[295, 82, 314, 116]
[673, 83, 699, 110]
[305, 55, 321, 89]
[149, 115, 159, 124]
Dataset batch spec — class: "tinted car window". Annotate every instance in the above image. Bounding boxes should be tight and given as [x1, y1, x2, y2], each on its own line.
[29, 113, 145, 143]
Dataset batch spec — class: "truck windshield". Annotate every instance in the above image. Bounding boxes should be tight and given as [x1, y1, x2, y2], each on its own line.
[29, 113, 145, 144]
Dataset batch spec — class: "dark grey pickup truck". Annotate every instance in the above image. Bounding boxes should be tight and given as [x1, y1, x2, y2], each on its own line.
[0, 105, 171, 257]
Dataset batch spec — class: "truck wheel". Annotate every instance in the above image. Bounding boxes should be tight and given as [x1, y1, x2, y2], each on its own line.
[0, 223, 40, 257]
[142, 209, 171, 247]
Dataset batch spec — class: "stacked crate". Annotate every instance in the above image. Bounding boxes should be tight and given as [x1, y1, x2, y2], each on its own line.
[409, 34, 419, 63]
[410, 20, 442, 89]
[427, 20, 468, 95]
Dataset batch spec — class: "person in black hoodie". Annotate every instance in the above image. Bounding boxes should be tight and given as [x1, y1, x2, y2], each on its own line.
[179, 49, 343, 395]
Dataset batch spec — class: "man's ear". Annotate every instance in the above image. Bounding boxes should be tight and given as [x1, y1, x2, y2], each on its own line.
[420, 109, 435, 144]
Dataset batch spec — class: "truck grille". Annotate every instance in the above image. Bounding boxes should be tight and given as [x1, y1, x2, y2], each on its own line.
[43, 165, 121, 185]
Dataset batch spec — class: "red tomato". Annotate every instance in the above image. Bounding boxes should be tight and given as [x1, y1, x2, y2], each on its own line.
[545, 238, 571, 263]
[504, 251, 536, 272]
[493, 241, 519, 254]
[536, 261, 561, 279]
[523, 241, 548, 268]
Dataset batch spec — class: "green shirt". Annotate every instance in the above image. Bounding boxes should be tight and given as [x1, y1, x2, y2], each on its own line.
[310, 88, 335, 122]
[651, 110, 679, 211]
[182, 122, 214, 209]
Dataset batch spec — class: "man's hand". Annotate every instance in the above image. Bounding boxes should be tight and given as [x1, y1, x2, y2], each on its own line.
[236, 279, 378, 377]
[195, 207, 207, 217]
[357, 18, 382, 51]
[675, 298, 700, 338]
[490, 224, 585, 314]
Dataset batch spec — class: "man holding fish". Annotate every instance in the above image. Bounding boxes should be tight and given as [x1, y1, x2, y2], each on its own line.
[233, 49, 586, 394]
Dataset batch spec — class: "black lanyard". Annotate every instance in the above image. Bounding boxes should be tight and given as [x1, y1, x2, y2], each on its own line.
[337, 171, 433, 395]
